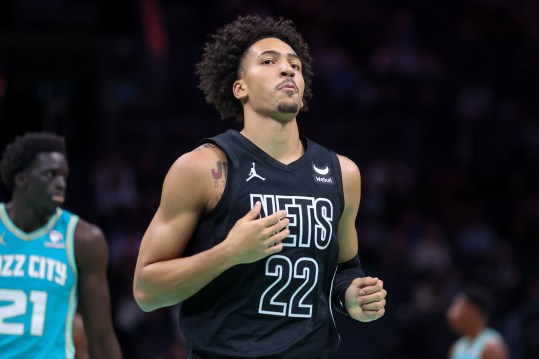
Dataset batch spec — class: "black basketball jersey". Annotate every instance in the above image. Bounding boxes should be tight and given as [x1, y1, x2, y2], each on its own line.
[180, 130, 345, 358]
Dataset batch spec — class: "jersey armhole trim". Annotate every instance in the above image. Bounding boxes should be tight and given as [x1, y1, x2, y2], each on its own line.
[66, 215, 79, 278]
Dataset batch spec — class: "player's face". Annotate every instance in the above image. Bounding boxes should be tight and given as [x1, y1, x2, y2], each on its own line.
[19, 152, 69, 216]
[235, 37, 305, 121]
[446, 294, 471, 334]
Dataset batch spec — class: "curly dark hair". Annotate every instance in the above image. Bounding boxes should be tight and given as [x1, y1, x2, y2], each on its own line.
[463, 285, 495, 319]
[195, 15, 314, 120]
[0, 132, 66, 191]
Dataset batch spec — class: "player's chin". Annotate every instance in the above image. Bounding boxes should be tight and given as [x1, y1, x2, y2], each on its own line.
[40, 202, 60, 216]
[277, 101, 300, 114]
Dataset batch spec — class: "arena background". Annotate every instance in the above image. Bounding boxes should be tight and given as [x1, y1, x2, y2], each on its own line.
[0, 1, 538, 358]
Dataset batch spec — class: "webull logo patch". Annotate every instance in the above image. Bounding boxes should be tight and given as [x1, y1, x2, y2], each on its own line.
[312, 163, 334, 185]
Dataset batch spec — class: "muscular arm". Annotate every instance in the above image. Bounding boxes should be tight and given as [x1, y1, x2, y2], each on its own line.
[75, 220, 122, 359]
[336, 155, 362, 263]
[73, 312, 89, 359]
[133, 146, 290, 312]
[337, 155, 386, 321]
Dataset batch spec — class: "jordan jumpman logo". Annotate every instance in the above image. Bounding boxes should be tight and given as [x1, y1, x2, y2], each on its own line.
[246, 162, 266, 181]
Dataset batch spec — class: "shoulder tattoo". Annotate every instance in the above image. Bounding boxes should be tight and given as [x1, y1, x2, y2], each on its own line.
[211, 161, 228, 189]
[194, 143, 216, 152]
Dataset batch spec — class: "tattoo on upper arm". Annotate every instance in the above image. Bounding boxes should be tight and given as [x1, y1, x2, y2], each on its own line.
[211, 161, 228, 188]
[194, 143, 216, 152]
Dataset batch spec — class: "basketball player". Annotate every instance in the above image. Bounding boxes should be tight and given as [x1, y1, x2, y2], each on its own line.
[0, 132, 122, 358]
[447, 286, 509, 359]
[133, 16, 387, 358]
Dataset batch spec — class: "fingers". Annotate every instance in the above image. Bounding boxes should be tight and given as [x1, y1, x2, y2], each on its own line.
[351, 276, 386, 309]
[244, 201, 262, 220]
[360, 306, 386, 320]
[358, 279, 385, 298]
[264, 225, 290, 245]
[359, 290, 387, 310]
[247, 203, 289, 235]
[354, 276, 379, 288]
[263, 209, 288, 227]
[244, 202, 287, 226]
[265, 240, 284, 255]
[267, 216, 289, 234]
[357, 278, 386, 316]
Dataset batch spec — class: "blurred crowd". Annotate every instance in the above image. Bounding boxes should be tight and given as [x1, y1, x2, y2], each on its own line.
[1, 0, 538, 358]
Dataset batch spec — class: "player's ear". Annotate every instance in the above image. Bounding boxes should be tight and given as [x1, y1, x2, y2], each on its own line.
[233, 80, 247, 100]
[13, 172, 28, 191]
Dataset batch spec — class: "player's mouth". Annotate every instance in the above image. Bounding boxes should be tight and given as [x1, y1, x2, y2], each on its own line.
[277, 80, 298, 92]
[51, 195, 65, 205]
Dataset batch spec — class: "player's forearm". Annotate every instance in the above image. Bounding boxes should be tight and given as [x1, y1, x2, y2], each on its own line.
[134, 242, 237, 311]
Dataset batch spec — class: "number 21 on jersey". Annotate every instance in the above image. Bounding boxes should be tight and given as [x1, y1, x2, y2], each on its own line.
[0, 289, 48, 336]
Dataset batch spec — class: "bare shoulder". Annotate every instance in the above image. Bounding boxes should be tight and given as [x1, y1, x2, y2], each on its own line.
[483, 336, 509, 359]
[74, 219, 108, 267]
[166, 142, 226, 184]
[74, 219, 106, 246]
[192, 142, 226, 157]
[337, 154, 361, 185]
[75, 219, 106, 250]
[164, 143, 228, 213]
[177, 142, 225, 165]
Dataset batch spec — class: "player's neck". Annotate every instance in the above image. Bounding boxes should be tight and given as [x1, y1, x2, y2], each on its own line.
[464, 322, 487, 340]
[5, 200, 52, 233]
[241, 117, 304, 165]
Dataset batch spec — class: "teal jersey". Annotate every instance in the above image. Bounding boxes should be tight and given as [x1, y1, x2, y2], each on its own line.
[451, 328, 503, 359]
[0, 203, 79, 359]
